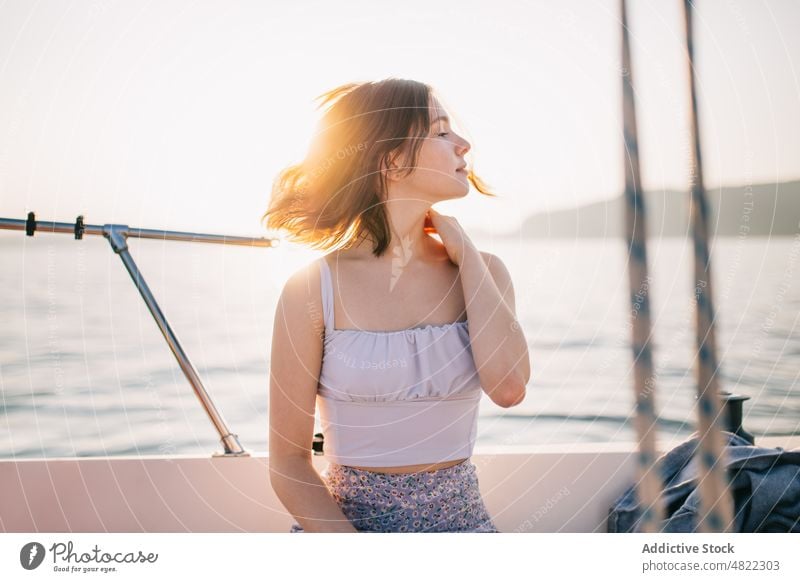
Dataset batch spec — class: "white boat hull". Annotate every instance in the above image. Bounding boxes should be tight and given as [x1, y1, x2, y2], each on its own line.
[2, 437, 795, 533]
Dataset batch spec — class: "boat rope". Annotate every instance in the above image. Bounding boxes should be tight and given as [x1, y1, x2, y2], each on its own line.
[680, 0, 736, 532]
[619, 0, 666, 533]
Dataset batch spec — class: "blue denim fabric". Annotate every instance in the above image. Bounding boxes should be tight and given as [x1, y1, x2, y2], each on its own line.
[608, 431, 800, 532]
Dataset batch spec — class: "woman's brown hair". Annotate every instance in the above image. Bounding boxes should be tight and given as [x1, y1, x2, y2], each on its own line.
[261, 78, 497, 258]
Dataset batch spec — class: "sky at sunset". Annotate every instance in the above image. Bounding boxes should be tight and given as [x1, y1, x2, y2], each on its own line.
[1, 0, 798, 237]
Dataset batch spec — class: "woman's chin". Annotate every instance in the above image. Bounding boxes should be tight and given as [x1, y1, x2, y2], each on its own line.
[439, 186, 469, 201]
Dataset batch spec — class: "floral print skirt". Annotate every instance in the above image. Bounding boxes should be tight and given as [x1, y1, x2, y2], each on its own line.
[289, 458, 498, 533]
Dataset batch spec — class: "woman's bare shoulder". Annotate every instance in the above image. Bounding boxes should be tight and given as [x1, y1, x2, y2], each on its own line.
[274, 259, 325, 328]
[477, 249, 507, 269]
[281, 258, 324, 291]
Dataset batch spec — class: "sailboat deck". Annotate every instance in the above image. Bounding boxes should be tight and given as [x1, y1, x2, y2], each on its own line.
[2, 436, 796, 533]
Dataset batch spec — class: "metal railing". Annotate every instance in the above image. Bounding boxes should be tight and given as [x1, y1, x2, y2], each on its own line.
[1, 212, 279, 457]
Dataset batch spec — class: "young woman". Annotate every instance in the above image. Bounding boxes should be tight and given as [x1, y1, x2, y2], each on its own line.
[264, 78, 530, 533]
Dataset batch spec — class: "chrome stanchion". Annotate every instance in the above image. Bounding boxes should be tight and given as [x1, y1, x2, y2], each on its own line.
[1, 213, 279, 456]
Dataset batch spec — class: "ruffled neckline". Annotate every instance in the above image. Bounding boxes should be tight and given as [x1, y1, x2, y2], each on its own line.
[329, 320, 468, 336]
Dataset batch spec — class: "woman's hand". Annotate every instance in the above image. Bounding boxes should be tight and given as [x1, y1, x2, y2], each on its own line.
[423, 208, 477, 267]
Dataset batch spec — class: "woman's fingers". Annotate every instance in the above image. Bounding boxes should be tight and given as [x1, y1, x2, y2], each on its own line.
[423, 212, 436, 233]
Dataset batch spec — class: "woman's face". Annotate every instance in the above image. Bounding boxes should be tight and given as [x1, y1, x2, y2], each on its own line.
[389, 97, 471, 202]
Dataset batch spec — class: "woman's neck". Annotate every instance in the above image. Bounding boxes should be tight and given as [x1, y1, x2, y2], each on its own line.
[339, 215, 447, 265]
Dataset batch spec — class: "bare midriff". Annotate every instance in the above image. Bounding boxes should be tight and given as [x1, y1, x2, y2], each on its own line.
[342, 457, 468, 474]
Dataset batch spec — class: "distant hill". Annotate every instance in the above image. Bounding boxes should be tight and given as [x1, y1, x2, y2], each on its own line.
[478, 180, 800, 238]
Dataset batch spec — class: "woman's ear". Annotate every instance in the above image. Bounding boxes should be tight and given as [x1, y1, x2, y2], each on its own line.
[382, 149, 407, 182]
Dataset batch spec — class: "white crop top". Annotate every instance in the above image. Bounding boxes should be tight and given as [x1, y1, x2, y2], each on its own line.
[315, 257, 484, 467]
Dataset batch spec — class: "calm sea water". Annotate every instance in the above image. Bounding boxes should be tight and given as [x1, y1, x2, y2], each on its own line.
[1, 233, 798, 459]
